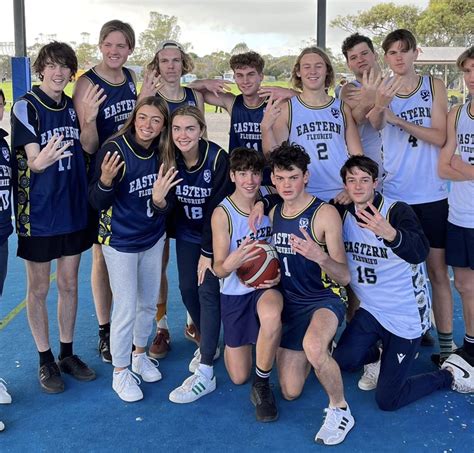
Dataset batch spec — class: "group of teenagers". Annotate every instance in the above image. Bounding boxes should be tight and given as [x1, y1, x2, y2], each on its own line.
[0, 18, 472, 445]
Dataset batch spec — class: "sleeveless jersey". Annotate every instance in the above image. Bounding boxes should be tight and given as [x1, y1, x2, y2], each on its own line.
[382, 76, 448, 204]
[350, 80, 384, 175]
[83, 67, 137, 147]
[448, 101, 474, 228]
[229, 94, 265, 152]
[175, 140, 225, 243]
[219, 188, 273, 296]
[288, 96, 349, 201]
[13, 91, 88, 236]
[342, 195, 431, 338]
[156, 87, 198, 114]
[98, 135, 166, 253]
[272, 197, 346, 305]
[0, 130, 13, 243]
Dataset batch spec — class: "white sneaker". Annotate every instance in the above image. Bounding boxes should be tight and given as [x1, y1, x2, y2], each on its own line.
[169, 368, 216, 404]
[441, 353, 474, 393]
[0, 421, 4, 432]
[132, 353, 162, 383]
[315, 405, 355, 445]
[0, 379, 12, 404]
[112, 369, 143, 402]
[358, 359, 381, 391]
[189, 346, 221, 373]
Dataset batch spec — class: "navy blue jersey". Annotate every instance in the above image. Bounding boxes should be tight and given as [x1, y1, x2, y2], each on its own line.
[156, 87, 199, 114]
[272, 197, 345, 305]
[98, 134, 166, 253]
[0, 129, 13, 243]
[83, 67, 137, 147]
[175, 139, 229, 244]
[11, 87, 88, 237]
[229, 95, 271, 185]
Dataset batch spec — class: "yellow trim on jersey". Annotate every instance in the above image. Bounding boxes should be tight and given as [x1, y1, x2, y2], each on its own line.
[428, 76, 435, 98]
[386, 201, 397, 224]
[85, 67, 130, 87]
[158, 87, 196, 104]
[122, 137, 155, 160]
[29, 91, 67, 112]
[213, 148, 226, 172]
[395, 76, 423, 99]
[340, 99, 347, 130]
[287, 98, 292, 132]
[242, 97, 266, 110]
[219, 203, 233, 236]
[310, 201, 326, 246]
[186, 140, 209, 173]
[98, 206, 113, 246]
[466, 100, 474, 120]
[226, 195, 250, 217]
[296, 95, 336, 110]
[280, 196, 318, 220]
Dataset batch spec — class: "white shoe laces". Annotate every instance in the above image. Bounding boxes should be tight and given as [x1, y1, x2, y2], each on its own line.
[322, 407, 341, 431]
[363, 360, 380, 381]
[115, 369, 141, 392]
[138, 354, 159, 374]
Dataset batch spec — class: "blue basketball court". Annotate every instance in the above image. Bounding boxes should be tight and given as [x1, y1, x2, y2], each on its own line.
[0, 234, 473, 452]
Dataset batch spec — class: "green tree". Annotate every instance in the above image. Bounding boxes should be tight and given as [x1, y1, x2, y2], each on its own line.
[75, 43, 99, 69]
[231, 42, 250, 55]
[133, 11, 183, 66]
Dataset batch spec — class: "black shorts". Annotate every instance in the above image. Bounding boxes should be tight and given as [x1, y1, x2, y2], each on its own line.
[17, 229, 92, 263]
[446, 222, 474, 270]
[410, 198, 448, 249]
[280, 298, 346, 351]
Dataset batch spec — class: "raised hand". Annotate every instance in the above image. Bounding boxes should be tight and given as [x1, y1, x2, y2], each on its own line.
[83, 83, 107, 124]
[356, 201, 397, 241]
[374, 75, 404, 109]
[333, 189, 352, 205]
[99, 151, 125, 187]
[140, 70, 164, 98]
[258, 86, 294, 100]
[248, 200, 264, 234]
[152, 164, 182, 208]
[202, 79, 232, 97]
[261, 93, 285, 131]
[360, 68, 382, 106]
[290, 228, 327, 264]
[34, 134, 73, 172]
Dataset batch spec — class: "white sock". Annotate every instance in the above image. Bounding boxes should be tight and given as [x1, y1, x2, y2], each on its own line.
[157, 314, 168, 330]
[198, 363, 214, 380]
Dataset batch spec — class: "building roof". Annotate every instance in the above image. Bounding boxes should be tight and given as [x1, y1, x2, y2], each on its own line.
[415, 47, 467, 65]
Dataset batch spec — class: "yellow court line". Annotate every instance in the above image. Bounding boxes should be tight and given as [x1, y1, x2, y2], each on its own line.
[0, 272, 57, 330]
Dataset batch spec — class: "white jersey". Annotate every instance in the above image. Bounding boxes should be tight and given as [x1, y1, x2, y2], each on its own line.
[342, 196, 431, 339]
[351, 80, 384, 177]
[448, 101, 474, 228]
[382, 76, 448, 204]
[219, 188, 273, 296]
[288, 96, 349, 201]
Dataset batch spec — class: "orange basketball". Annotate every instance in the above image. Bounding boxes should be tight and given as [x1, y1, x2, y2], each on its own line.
[237, 240, 280, 287]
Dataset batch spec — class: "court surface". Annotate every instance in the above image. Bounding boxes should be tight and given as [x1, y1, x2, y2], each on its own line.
[0, 232, 473, 453]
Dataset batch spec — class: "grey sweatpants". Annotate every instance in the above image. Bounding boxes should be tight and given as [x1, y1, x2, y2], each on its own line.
[103, 236, 165, 368]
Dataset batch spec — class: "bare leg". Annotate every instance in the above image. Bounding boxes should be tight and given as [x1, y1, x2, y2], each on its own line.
[25, 260, 52, 352]
[91, 244, 112, 325]
[277, 347, 311, 400]
[303, 309, 347, 408]
[224, 345, 253, 384]
[56, 254, 81, 343]
[453, 267, 474, 337]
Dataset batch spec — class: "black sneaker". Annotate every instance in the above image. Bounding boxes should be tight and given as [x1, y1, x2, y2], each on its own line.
[250, 381, 278, 422]
[39, 362, 64, 394]
[430, 353, 447, 368]
[453, 347, 474, 367]
[58, 355, 96, 382]
[98, 335, 112, 363]
[421, 330, 435, 347]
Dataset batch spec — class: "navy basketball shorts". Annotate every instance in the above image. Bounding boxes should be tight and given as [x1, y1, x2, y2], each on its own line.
[410, 198, 448, 249]
[280, 297, 346, 351]
[17, 228, 92, 263]
[446, 222, 474, 270]
[220, 289, 267, 347]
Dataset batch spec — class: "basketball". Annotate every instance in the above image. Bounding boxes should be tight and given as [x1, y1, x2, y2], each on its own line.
[237, 240, 280, 287]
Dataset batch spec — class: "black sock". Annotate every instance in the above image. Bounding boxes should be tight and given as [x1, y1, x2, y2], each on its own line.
[254, 366, 271, 384]
[59, 342, 73, 360]
[39, 349, 55, 367]
[464, 334, 474, 357]
[99, 322, 110, 338]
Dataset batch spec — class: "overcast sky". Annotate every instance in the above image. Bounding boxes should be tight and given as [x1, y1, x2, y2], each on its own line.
[1, 0, 429, 57]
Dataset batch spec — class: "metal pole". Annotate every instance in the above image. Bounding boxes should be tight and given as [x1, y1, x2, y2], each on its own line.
[316, 0, 326, 50]
[13, 0, 27, 56]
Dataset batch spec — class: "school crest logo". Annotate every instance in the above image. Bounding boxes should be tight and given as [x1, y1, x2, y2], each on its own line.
[331, 108, 340, 119]
[1, 146, 10, 162]
[299, 217, 309, 230]
[203, 170, 212, 183]
[68, 108, 76, 122]
[420, 90, 430, 102]
[129, 82, 136, 95]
